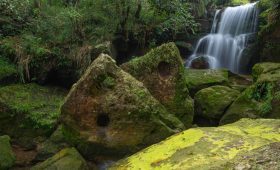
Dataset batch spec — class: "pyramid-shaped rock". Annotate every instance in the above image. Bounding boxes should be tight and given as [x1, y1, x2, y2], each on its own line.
[61, 54, 184, 157]
[121, 43, 194, 127]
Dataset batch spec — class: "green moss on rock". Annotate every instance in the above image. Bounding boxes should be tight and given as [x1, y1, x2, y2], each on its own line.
[121, 43, 194, 127]
[110, 118, 280, 170]
[194, 85, 240, 126]
[31, 148, 89, 170]
[252, 62, 280, 81]
[220, 81, 279, 125]
[0, 135, 15, 169]
[185, 69, 229, 96]
[0, 83, 67, 144]
[61, 54, 185, 158]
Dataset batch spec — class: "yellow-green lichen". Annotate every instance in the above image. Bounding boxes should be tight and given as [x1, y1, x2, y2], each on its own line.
[110, 119, 280, 170]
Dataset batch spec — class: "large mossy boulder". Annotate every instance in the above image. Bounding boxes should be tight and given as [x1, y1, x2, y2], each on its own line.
[194, 85, 240, 126]
[252, 62, 280, 81]
[0, 135, 15, 169]
[121, 43, 194, 127]
[0, 57, 18, 85]
[110, 119, 280, 170]
[220, 63, 280, 125]
[61, 54, 184, 158]
[0, 83, 67, 145]
[31, 148, 89, 170]
[185, 69, 229, 97]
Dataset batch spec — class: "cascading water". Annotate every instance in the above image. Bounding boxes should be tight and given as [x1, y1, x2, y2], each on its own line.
[186, 2, 259, 73]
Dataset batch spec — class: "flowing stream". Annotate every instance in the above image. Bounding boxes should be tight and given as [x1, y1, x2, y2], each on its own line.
[186, 2, 259, 73]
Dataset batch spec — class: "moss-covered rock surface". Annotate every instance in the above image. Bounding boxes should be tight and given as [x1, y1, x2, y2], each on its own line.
[61, 54, 185, 158]
[185, 69, 229, 96]
[110, 118, 280, 170]
[0, 135, 15, 169]
[31, 148, 88, 170]
[252, 62, 280, 81]
[121, 43, 194, 127]
[194, 85, 240, 126]
[220, 63, 280, 125]
[0, 83, 67, 144]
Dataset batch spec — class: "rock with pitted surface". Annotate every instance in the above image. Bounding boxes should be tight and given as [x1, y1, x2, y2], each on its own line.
[61, 54, 185, 158]
[121, 43, 194, 127]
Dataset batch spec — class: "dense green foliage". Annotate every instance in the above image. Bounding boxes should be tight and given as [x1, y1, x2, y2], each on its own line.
[0, 0, 199, 83]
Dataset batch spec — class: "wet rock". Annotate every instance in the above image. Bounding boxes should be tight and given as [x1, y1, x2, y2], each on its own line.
[194, 85, 240, 126]
[0, 83, 67, 146]
[0, 135, 15, 169]
[31, 148, 89, 170]
[110, 119, 280, 170]
[190, 56, 210, 69]
[185, 69, 229, 97]
[0, 57, 18, 85]
[61, 54, 185, 158]
[220, 64, 280, 125]
[121, 43, 194, 127]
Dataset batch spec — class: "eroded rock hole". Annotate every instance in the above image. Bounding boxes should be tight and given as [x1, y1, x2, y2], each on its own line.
[96, 74, 116, 89]
[158, 61, 172, 78]
[96, 114, 110, 127]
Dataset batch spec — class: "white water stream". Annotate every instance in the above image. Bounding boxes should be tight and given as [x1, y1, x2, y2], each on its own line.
[187, 2, 259, 73]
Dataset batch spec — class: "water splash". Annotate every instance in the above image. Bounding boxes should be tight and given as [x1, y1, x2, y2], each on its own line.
[187, 2, 259, 73]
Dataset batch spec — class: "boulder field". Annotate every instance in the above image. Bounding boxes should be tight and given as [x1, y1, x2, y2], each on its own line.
[0, 43, 279, 169]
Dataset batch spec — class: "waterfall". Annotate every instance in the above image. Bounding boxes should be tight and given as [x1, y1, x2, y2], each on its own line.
[186, 2, 259, 73]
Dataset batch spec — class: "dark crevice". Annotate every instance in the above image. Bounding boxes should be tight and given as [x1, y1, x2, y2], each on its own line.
[158, 61, 172, 78]
[96, 114, 110, 127]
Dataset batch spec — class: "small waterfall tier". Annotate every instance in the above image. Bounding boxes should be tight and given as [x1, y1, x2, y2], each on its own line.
[186, 2, 259, 73]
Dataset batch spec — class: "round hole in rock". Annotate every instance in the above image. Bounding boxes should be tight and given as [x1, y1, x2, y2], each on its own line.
[96, 114, 110, 127]
[158, 61, 172, 78]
